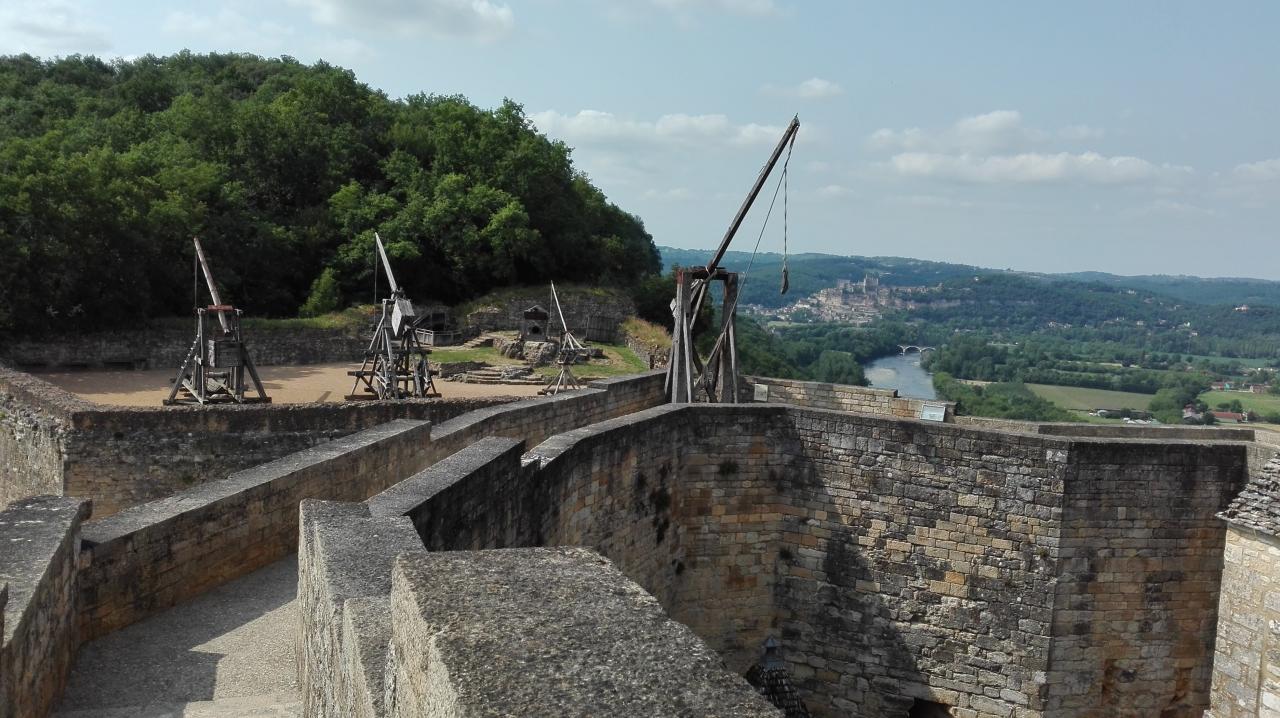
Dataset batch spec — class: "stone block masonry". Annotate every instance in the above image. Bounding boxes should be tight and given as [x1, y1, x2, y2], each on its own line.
[0, 496, 90, 718]
[743, 375, 955, 422]
[1208, 455, 1280, 718]
[354, 402, 1256, 717]
[75, 371, 667, 640]
[0, 364, 513, 516]
[2, 325, 368, 371]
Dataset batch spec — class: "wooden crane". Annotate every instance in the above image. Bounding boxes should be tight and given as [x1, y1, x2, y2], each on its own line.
[164, 238, 270, 405]
[346, 233, 439, 400]
[540, 281, 586, 396]
[667, 115, 799, 403]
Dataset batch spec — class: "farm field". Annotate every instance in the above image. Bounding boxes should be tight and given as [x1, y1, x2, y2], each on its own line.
[1025, 383, 1156, 412]
[1199, 390, 1280, 415]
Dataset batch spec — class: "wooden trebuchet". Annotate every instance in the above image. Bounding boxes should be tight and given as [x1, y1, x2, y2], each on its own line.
[666, 115, 798, 403]
[164, 237, 271, 406]
[346, 232, 440, 400]
[540, 281, 586, 396]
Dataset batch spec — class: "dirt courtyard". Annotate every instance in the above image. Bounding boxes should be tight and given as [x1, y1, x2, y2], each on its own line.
[36, 362, 548, 406]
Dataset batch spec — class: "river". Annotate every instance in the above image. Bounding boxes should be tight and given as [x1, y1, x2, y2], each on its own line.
[864, 353, 937, 400]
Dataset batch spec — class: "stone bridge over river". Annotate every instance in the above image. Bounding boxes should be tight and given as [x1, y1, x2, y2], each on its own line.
[3, 366, 1280, 717]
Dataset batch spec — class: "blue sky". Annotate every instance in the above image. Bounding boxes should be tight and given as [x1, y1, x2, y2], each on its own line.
[4, 1, 1279, 278]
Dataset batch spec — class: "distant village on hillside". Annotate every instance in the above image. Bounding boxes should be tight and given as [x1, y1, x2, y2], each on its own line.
[742, 274, 941, 325]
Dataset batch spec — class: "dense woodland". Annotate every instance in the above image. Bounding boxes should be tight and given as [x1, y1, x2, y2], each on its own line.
[0, 53, 660, 336]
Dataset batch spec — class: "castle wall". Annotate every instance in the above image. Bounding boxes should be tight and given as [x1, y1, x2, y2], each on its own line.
[743, 375, 955, 421]
[62, 398, 505, 516]
[386, 548, 779, 718]
[781, 409, 1068, 717]
[345, 402, 1254, 718]
[1207, 455, 1280, 718]
[76, 372, 667, 639]
[0, 364, 514, 516]
[1047, 441, 1244, 717]
[0, 370, 73, 509]
[2, 325, 367, 371]
[1208, 526, 1280, 718]
[0, 496, 90, 718]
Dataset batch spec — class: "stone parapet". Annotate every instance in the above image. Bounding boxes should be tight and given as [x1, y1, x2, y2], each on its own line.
[78, 419, 432, 640]
[742, 374, 955, 422]
[0, 496, 90, 718]
[387, 548, 780, 717]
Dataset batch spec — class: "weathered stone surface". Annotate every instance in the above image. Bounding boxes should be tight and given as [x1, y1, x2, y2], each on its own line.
[297, 500, 421, 718]
[0, 363, 514, 516]
[0, 495, 90, 718]
[75, 371, 667, 641]
[742, 375, 955, 422]
[387, 548, 781, 717]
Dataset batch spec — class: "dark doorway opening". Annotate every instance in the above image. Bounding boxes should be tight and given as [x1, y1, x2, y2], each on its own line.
[908, 699, 952, 718]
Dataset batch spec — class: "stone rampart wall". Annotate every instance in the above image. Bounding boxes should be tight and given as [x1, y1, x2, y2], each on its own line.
[75, 371, 666, 640]
[0, 369, 76, 509]
[0, 364, 516, 516]
[3, 326, 367, 370]
[743, 375, 955, 422]
[0, 496, 90, 718]
[1207, 455, 1280, 718]
[78, 419, 432, 640]
[1047, 441, 1245, 717]
[1208, 526, 1280, 718]
[781, 408, 1068, 716]
[347, 402, 1255, 717]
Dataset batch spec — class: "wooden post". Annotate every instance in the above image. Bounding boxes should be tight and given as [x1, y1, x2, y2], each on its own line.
[720, 272, 740, 403]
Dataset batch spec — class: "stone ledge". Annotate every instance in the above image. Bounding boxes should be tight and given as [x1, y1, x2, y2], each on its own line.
[388, 548, 780, 718]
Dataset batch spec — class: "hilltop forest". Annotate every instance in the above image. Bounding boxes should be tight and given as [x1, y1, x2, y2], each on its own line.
[0, 52, 661, 336]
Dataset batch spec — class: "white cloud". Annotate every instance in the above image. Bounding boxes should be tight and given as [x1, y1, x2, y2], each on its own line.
[162, 9, 296, 48]
[888, 194, 974, 209]
[650, 0, 779, 16]
[643, 187, 695, 201]
[762, 77, 843, 100]
[287, 0, 513, 41]
[870, 110, 1044, 153]
[0, 0, 110, 54]
[869, 110, 1107, 155]
[1131, 199, 1216, 217]
[1060, 124, 1106, 141]
[817, 184, 854, 198]
[887, 151, 1192, 185]
[1234, 158, 1280, 182]
[531, 109, 782, 147]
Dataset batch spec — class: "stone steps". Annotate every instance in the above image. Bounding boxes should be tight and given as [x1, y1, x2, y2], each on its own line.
[457, 333, 500, 349]
[54, 693, 302, 718]
[453, 365, 545, 385]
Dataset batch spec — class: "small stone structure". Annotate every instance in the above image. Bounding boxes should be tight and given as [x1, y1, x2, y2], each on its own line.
[519, 304, 549, 340]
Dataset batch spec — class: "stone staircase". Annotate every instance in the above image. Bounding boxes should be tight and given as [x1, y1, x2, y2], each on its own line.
[55, 693, 301, 717]
[457, 333, 500, 349]
[452, 365, 545, 385]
